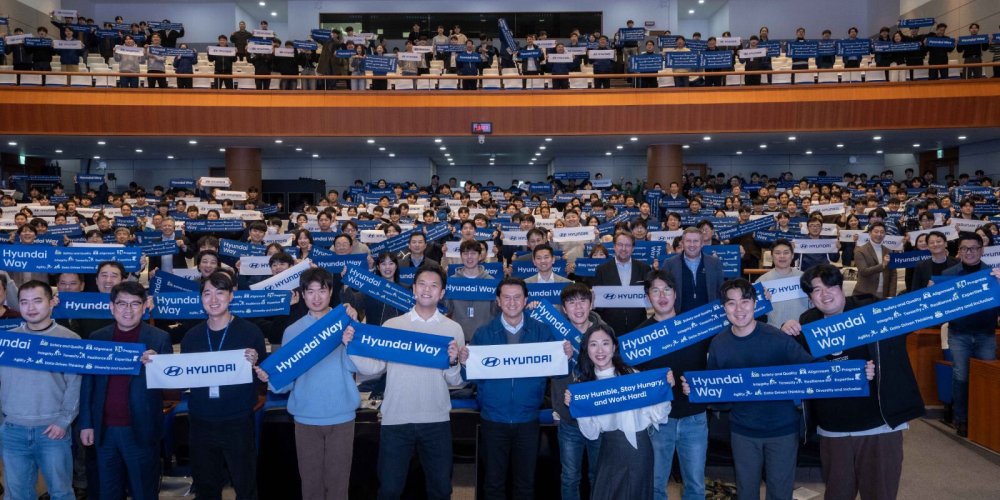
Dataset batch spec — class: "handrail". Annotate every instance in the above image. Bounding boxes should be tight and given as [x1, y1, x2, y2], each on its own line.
[0, 62, 997, 82]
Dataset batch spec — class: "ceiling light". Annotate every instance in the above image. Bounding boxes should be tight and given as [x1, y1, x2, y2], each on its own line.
[167, 155, 174, 159]
[682, 145, 690, 149]
[270, 11, 277, 17]
[312, 154, 319, 158]
[605, 152, 612, 156]
[535, 152, 541, 156]
[368, 139, 376, 144]
[439, 146, 446, 151]
[135, 149, 142, 153]
[736, 151, 743, 155]
[544, 137, 552, 142]
[703, 136, 711, 141]
[389, 153, 396, 157]
[912, 143, 920, 148]
[274, 139, 283, 144]
[629, 137, 638, 142]
[93, 156, 100, 159]
[444, 153, 450, 157]
[616, 145, 623, 150]
[188, 140, 197, 145]
[876, 150, 883, 154]
[805, 150, 813, 155]
[539, 146, 546, 150]
[218, 148, 225, 152]
[836, 143, 844, 148]
[788, 136, 796, 141]
[873, 135, 882, 141]
[688, 9, 695, 14]
[698, 0, 705, 3]
[258, 1, 265, 5]
[7, 141, 16, 146]
[295, 147, 302, 151]
[433, 138, 442, 143]
[958, 135, 967, 140]
[378, 147, 386, 151]
[54, 149, 62, 153]
[759, 144, 767, 149]
[97, 141, 106, 145]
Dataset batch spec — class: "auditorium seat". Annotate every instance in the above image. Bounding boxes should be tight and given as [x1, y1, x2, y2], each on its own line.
[656, 75, 675, 87]
[437, 76, 458, 90]
[91, 69, 113, 87]
[19, 74, 43, 86]
[501, 68, 522, 89]
[816, 71, 839, 84]
[864, 68, 886, 83]
[529, 76, 548, 90]
[481, 69, 501, 90]
[392, 77, 414, 90]
[192, 75, 213, 89]
[794, 71, 817, 84]
[568, 72, 591, 89]
[415, 77, 433, 90]
[771, 70, 792, 85]
[234, 75, 255, 89]
[0, 72, 15, 85]
[45, 73, 68, 86]
[726, 72, 743, 86]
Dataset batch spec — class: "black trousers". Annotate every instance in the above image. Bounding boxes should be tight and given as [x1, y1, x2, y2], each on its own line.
[189, 415, 257, 500]
[147, 70, 167, 88]
[480, 420, 539, 500]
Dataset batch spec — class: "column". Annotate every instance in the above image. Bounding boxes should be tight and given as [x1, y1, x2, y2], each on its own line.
[646, 144, 683, 189]
[224, 147, 261, 192]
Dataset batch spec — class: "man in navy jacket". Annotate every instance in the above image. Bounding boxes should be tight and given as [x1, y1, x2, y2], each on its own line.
[79, 281, 172, 500]
[459, 277, 572, 500]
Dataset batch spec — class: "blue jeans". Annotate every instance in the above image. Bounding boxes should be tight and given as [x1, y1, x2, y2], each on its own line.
[96, 426, 160, 500]
[649, 412, 708, 500]
[950, 332, 998, 423]
[377, 422, 452, 500]
[557, 420, 600, 500]
[1, 422, 74, 500]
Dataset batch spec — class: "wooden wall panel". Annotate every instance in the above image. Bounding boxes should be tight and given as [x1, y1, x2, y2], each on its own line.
[1, 80, 998, 137]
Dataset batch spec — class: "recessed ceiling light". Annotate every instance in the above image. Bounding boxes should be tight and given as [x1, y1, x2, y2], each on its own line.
[688, 9, 695, 14]
[274, 139, 283, 144]
[544, 138, 552, 142]
[876, 150, 883, 154]
[54, 149, 62, 153]
[368, 139, 376, 144]
[958, 135, 967, 140]
[605, 152, 612, 156]
[629, 137, 638, 142]
[873, 135, 882, 141]
[312, 154, 319, 158]
[135, 149, 142, 153]
[97, 141, 106, 145]
[378, 147, 386, 151]
[912, 143, 920, 148]
[703, 136, 711, 141]
[389, 153, 396, 157]
[218, 148, 225, 152]
[788, 136, 796, 141]
[7, 141, 16, 146]
[167, 155, 174, 159]
[805, 150, 813, 155]
[682, 145, 690, 149]
[270, 11, 277, 17]
[735, 151, 743, 155]
[433, 138, 442, 143]
[439, 146, 446, 151]
[93, 156, 100, 159]
[759, 144, 767, 149]
[444, 153, 451, 157]
[698, 0, 705, 3]
[836, 143, 844, 148]
[295, 147, 302, 151]
[188, 140, 197, 145]
[535, 152, 541, 156]
[616, 145, 623, 150]
[258, 1, 265, 5]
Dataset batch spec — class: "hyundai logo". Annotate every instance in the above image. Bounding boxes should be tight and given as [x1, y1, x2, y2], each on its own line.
[603, 293, 615, 300]
[481, 357, 500, 367]
[163, 366, 183, 377]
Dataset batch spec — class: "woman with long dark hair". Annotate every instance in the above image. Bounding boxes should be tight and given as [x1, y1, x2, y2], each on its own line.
[566, 327, 674, 499]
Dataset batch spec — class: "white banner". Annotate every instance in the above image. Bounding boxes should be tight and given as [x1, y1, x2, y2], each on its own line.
[464, 341, 568, 379]
[798, 222, 839, 236]
[502, 230, 527, 246]
[739, 47, 767, 58]
[114, 45, 145, 56]
[397, 52, 423, 62]
[564, 46, 588, 55]
[981, 245, 1000, 267]
[445, 240, 494, 258]
[253, 30, 274, 38]
[360, 229, 387, 244]
[717, 36, 742, 46]
[587, 49, 615, 60]
[839, 229, 864, 243]
[251, 259, 311, 291]
[547, 53, 574, 63]
[908, 225, 958, 244]
[760, 276, 807, 303]
[247, 44, 273, 54]
[793, 238, 839, 254]
[951, 218, 989, 232]
[199, 176, 232, 188]
[146, 350, 252, 389]
[536, 39, 557, 49]
[4, 35, 27, 46]
[53, 39, 83, 50]
[55, 9, 78, 18]
[214, 190, 247, 201]
[239, 255, 272, 276]
[552, 227, 596, 243]
[274, 47, 295, 57]
[593, 286, 650, 308]
[814, 203, 845, 216]
[412, 45, 433, 53]
[344, 35, 366, 45]
[207, 46, 237, 57]
[263, 234, 294, 246]
[650, 230, 684, 243]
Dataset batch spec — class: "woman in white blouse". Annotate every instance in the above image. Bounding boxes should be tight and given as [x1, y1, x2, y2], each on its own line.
[565, 327, 674, 499]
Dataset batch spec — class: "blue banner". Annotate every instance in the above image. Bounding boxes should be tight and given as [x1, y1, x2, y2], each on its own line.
[888, 250, 930, 269]
[512, 260, 566, 278]
[0, 319, 24, 330]
[665, 52, 699, 69]
[312, 254, 368, 272]
[52, 292, 150, 320]
[760, 40, 782, 57]
[218, 239, 266, 258]
[873, 41, 921, 53]
[95, 29, 118, 38]
[152, 290, 291, 319]
[169, 178, 195, 189]
[528, 182, 552, 194]
[572, 258, 605, 277]
[334, 49, 354, 58]
[703, 245, 742, 278]
[114, 216, 137, 228]
[310, 29, 332, 42]
[899, 17, 935, 28]
[75, 173, 105, 183]
[25, 37, 53, 47]
[445, 277, 501, 300]
[818, 40, 837, 56]
[259, 306, 349, 389]
[629, 53, 663, 72]
[474, 227, 496, 241]
[568, 368, 673, 418]
[553, 171, 590, 181]
[701, 51, 733, 69]
[364, 55, 397, 73]
[342, 267, 414, 312]
[367, 228, 414, 256]
[498, 18, 516, 55]
[293, 40, 318, 50]
[184, 220, 245, 233]
[0, 331, 143, 376]
[686, 360, 869, 403]
[436, 44, 467, 53]
[147, 46, 195, 57]
[149, 271, 199, 295]
[657, 35, 679, 48]
[716, 216, 774, 240]
[526, 282, 569, 302]
[801, 269, 1000, 357]
[46, 224, 83, 237]
[619, 27, 646, 42]
[347, 322, 452, 369]
[753, 230, 800, 244]
[685, 39, 707, 52]
[447, 262, 503, 279]
[528, 300, 580, 352]
[0, 245, 141, 273]
[139, 240, 178, 257]
[619, 283, 771, 366]
[787, 40, 818, 58]
[925, 37, 954, 48]
[456, 52, 482, 63]
[958, 35, 988, 46]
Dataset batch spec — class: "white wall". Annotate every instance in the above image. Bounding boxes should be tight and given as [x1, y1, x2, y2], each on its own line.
[899, 0, 1000, 38]
[725, 0, 878, 38]
[678, 19, 710, 38]
[60, 2, 240, 43]
[0, 0, 56, 33]
[959, 139, 1000, 177]
[709, 2, 732, 37]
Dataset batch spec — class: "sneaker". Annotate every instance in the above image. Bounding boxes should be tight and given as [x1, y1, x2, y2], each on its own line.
[957, 422, 968, 438]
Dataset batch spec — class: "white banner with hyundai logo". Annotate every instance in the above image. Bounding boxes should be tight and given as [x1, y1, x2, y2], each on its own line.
[592, 286, 651, 308]
[146, 350, 252, 389]
[465, 341, 568, 379]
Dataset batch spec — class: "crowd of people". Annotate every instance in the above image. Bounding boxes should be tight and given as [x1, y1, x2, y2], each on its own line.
[0, 165, 996, 499]
[3, 12, 999, 89]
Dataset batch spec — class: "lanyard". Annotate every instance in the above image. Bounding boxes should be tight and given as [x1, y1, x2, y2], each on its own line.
[206, 319, 232, 352]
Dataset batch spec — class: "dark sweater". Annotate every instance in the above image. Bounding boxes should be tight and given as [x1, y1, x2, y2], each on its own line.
[636, 315, 709, 419]
[181, 316, 265, 421]
[707, 322, 813, 438]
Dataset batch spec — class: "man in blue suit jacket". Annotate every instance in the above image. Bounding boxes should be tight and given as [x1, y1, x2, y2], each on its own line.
[663, 227, 726, 314]
[79, 281, 172, 500]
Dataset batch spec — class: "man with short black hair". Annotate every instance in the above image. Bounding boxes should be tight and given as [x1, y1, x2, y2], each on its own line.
[526, 244, 570, 283]
[79, 282, 171, 500]
[400, 231, 438, 269]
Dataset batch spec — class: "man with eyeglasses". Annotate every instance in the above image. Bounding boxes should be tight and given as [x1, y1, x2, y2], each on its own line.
[940, 231, 1000, 437]
[637, 270, 709, 500]
[79, 281, 171, 500]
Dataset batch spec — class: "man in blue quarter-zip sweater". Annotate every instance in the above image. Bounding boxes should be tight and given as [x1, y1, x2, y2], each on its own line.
[459, 277, 573, 500]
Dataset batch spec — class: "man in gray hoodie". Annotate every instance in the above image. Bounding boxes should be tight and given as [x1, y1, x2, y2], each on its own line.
[0, 280, 81, 500]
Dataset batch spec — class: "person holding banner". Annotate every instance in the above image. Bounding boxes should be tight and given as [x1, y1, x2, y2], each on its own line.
[79, 281, 171, 500]
[399, 231, 438, 270]
[924, 23, 954, 80]
[0, 280, 81, 500]
[566, 326, 674, 500]
[796, 216, 841, 271]
[525, 244, 571, 284]
[209, 35, 236, 89]
[852, 222, 898, 299]
[341, 252, 406, 326]
[249, 38, 276, 90]
[180, 272, 265, 500]
[458, 277, 573, 500]
[956, 23, 989, 78]
[516, 34, 545, 86]
[755, 239, 809, 329]
[254, 268, 361, 500]
[910, 231, 955, 291]
[635, 270, 709, 500]
[113, 34, 145, 88]
[345, 264, 463, 500]
[663, 228, 725, 315]
[231, 21, 251, 61]
[144, 33, 168, 88]
[740, 36, 767, 86]
[445, 239, 499, 342]
[594, 231, 652, 336]
[783, 264, 922, 500]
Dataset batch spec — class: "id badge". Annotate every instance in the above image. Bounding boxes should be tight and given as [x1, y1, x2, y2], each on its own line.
[467, 307, 475, 318]
[209, 386, 220, 399]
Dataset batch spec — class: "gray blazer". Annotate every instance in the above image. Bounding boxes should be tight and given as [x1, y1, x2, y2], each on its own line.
[663, 252, 726, 314]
